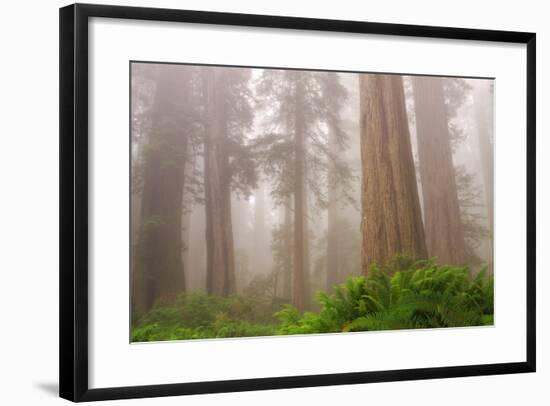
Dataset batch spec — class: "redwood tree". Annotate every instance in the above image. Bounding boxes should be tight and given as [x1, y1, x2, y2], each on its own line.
[133, 64, 194, 315]
[359, 74, 427, 271]
[473, 81, 494, 238]
[202, 67, 255, 295]
[324, 74, 352, 291]
[255, 70, 352, 310]
[412, 76, 466, 265]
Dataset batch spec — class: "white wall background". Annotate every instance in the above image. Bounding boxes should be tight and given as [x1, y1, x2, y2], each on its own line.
[0, 0, 546, 404]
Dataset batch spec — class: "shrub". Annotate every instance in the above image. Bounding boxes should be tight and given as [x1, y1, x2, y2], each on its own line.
[132, 290, 282, 342]
[132, 257, 494, 342]
[276, 258, 493, 335]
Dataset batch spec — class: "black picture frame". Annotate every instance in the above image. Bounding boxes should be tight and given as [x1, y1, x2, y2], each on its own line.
[59, 3, 536, 402]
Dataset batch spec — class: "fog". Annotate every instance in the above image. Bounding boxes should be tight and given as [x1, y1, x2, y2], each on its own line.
[130, 63, 494, 315]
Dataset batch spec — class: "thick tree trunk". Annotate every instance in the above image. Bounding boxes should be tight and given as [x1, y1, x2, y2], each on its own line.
[326, 126, 341, 291]
[133, 66, 187, 316]
[412, 76, 466, 265]
[326, 205, 340, 290]
[188, 203, 207, 290]
[133, 142, 163, 316]
[220, 139, 237, 292]
[474, 82, 494, 237]
[302, 179, 311, 308]
[292, 73, 307, 310]
[359, 74, 427, 272]
[181, 202, 191, 280]
[156, 148, 187, 303]
[204, 68, 236, 295]
[231, 196, 250, 292]
[253, 184, 267, 271]
[282, 196, 293, 300]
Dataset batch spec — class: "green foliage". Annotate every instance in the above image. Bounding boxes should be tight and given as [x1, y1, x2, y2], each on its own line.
[276, 257, 494, 335]
[132, 290, 280, 342]
[132, 257, 493, 342]
[253, 70, 355, 210]
[455, 164, 491, 264]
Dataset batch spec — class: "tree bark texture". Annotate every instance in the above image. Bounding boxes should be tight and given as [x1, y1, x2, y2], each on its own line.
[474, 82, 494, 237]
[412, 76, 466, 265]
[204, 68, 236, 295]
[133, 66, 187, 316]
[181, 200, 191, 280]
[282, 196, 293, 300]
[253, 184, 267, 271]
[326, 125, 341, 291]
[292, 73, 307, 310]
[359, 74, 427, 272]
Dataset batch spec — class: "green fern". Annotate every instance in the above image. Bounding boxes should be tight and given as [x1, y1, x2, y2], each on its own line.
[132, 256, 494, 341]
[276, 257, 494, 335]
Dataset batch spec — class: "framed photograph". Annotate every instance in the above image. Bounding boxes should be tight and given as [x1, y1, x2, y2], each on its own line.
[59, 3, 536, 402]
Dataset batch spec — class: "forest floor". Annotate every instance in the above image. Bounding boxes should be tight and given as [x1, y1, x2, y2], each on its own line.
[132, 258, 494, 342]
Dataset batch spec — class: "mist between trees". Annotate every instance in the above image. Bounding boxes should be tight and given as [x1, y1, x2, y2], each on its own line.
[130, 63, 494, 340]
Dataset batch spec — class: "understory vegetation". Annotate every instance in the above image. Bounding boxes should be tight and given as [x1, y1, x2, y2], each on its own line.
[131, 257, 493, 342]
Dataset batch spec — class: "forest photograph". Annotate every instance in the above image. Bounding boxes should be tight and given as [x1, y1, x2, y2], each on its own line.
[130, 62, 494, 342]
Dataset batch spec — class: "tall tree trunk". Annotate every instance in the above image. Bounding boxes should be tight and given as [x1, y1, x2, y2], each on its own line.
[133, 139, 162, 316]
[253, 184, 267, 271]
[130, 141, 144, 296]
[181, 202, 191, 281]
[156, 144, 187, 303]
[412, 76, 466, 265]
[220, 137, 236, 292]
[474, 82, 494, 239]
[292, 72, 307, 310]
[326, 202, 340, 290]
[189, 203, 207, 290]
[232, 195, 250, 292]
[204, 68, 236, 295]
[359, 74, 427, 272]
[282, 196, 293, 299]
[302, 176, 311, 308]
[326, 126, 341, 291]
[133, 66, 187, 316]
